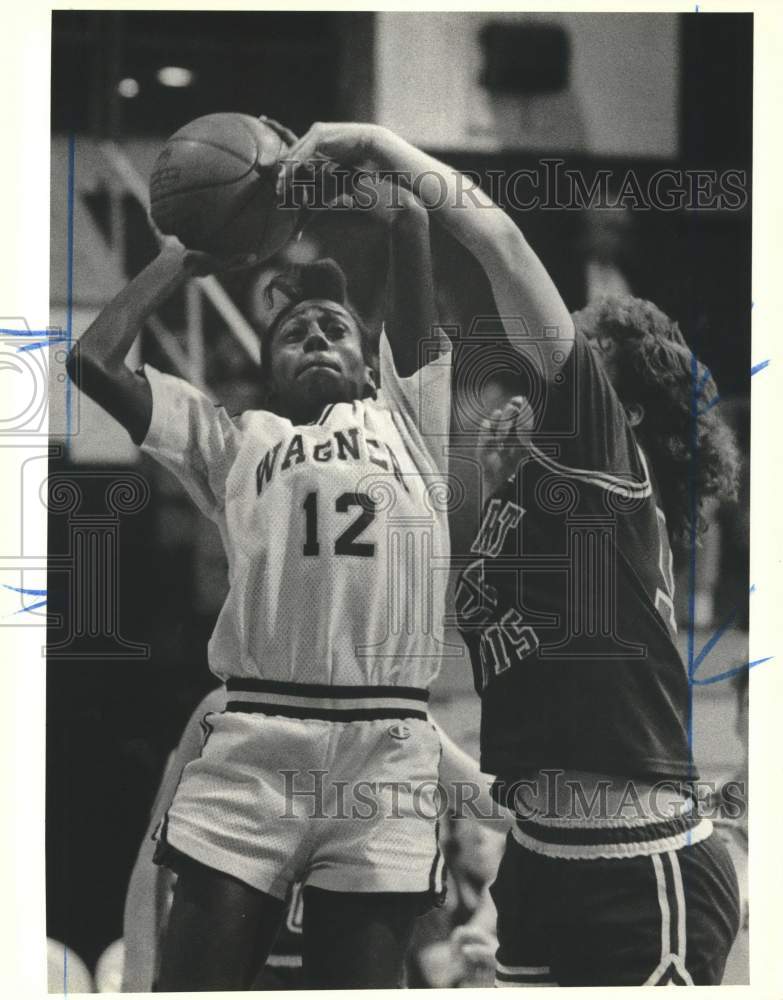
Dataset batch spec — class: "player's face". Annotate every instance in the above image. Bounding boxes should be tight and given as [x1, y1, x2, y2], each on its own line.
[269, 300, 369, 419]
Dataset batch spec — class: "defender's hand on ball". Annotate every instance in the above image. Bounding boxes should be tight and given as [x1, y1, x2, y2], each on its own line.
[478, 396, 534, 497]
[275, 121, 385, 206]
[277, 122, 381, 182]
[274, 121, 421, 225]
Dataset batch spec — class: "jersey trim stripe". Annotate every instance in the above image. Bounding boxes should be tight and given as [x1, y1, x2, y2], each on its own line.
[225, 678, 429, 701]
[225, 700, 429, 722]
[529, 442, 652, 498]
[315, 403, 336, 426]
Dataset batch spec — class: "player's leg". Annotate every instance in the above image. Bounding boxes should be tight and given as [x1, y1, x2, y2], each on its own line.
[490, 833, 557, 987]
[655, 834, 741, 985]
[155, 854, 286, 991]
[301, 886, 426, 988]
[542, 826, 740, 985]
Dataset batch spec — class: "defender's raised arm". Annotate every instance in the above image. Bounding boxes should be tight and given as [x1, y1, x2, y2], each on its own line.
[279, 122, 573, 379]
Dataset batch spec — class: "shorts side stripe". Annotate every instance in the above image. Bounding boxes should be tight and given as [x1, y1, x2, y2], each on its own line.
[667, 850, 694, 985]
[495, 964, 557, 987]
[497, 963, 551, 976]
[652, 853, 672, 963]
[495, 979, 556, 987]
[645, 850, 695, 986]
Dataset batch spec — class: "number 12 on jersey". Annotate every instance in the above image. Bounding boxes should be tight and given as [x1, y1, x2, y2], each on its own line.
[302, 491, 378, 557]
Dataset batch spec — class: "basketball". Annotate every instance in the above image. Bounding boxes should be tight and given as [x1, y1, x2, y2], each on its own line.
[149, 112, 299, 261]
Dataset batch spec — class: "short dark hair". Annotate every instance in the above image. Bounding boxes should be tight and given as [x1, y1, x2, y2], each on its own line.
[259, 258, 378, 394]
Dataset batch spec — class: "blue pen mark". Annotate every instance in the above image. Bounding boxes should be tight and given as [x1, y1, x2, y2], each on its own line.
[699, 396, 720, 414]
[694, 366, 713, 399]
[12, 599, 47, 614]
[685, 328, 767, 800]
[17, 336, 68, 354]
[686, 353, 700, 775]
[3, 584, 47, 615]
[698, 359, 768, 414]
[688, 585, 773, 686]
[0, 328, 67, 352]
[66, 134, 75, 443]
[691, 657, 773, 687]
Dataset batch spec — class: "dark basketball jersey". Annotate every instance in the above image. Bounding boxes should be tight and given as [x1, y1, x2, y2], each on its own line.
[455, 332, 695, 782]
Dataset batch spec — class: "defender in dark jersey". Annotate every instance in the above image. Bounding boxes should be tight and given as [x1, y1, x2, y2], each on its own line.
[459, 322, 695, 783]
[454, 293, 741, 985]
[269, 123, 742, 986]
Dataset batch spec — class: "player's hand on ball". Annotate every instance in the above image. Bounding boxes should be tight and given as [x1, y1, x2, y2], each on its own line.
[478, 396, 534, 496]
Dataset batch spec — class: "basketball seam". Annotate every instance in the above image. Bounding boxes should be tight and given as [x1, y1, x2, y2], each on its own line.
[203, 122, 285, 251]
[237, 114, 278, 176]
[151, 175, 255, 203]
[151, 125, 283, 201]
[151, 117, 289, 251]
[207, 175, 279, 252]
[165, 135, 256, 169]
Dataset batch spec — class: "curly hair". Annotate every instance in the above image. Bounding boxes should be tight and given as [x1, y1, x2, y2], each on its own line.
[571, 295, 740, 546]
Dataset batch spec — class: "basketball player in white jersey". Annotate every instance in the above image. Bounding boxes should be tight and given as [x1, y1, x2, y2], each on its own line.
[67, 164, 455, 988]
[122, 687, 507, 991]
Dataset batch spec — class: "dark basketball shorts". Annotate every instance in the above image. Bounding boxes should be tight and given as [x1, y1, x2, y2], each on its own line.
[491, 812, 741, 986]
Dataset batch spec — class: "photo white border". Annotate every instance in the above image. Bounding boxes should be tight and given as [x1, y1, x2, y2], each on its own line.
[1, 2, 779, 997]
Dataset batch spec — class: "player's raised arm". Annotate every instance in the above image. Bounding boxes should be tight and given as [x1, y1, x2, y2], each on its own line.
[278, 122, 573, 379]
[266, 118, 438, 380]
[370, 129, 574, 375]
[373, 178, 437, 378]
[65, 238, 258, 444]
[65, 240, 190, 444]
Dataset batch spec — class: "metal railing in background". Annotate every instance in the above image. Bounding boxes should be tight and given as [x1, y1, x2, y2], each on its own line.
[99, 140, 261, 386]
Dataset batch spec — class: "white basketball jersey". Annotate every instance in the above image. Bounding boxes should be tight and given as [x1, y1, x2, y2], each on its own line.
[141, 331, 452, 690]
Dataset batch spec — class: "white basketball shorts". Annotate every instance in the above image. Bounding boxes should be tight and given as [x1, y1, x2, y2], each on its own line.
[153, 680, 446, 903]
